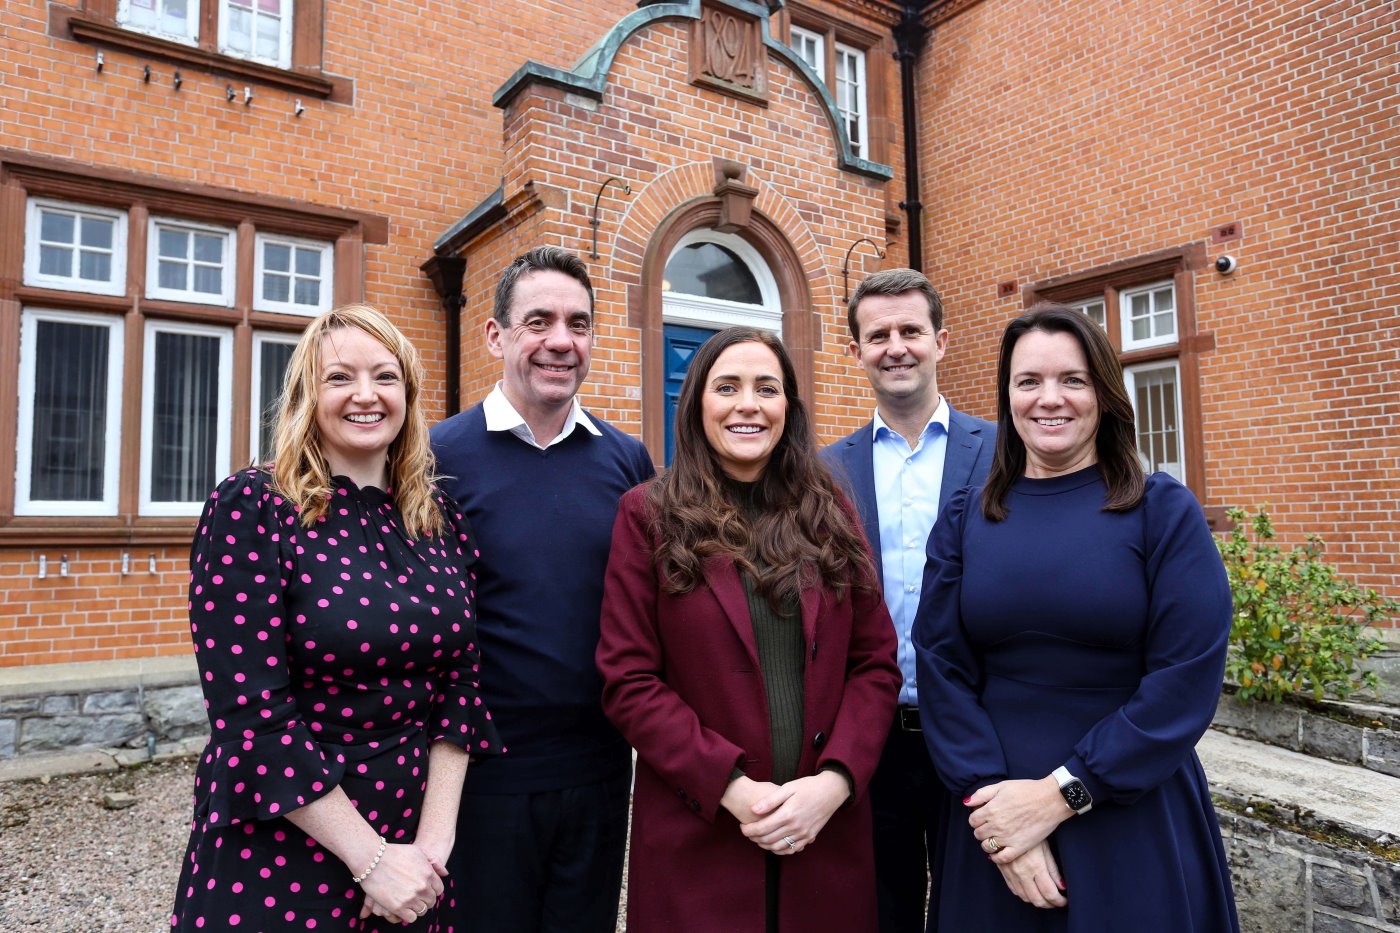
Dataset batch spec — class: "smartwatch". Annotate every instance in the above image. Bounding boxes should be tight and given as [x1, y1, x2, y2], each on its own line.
[1052, 766, 1093, 815]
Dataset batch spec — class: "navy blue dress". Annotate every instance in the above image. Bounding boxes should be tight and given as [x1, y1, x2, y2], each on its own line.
[914, 467, 1239, 932]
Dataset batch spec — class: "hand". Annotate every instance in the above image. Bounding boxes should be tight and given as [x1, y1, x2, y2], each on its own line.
[993, 840, 1066, 908]
[720, 775, 782, 826]
[356, 843, 447, 925]
[741, 772, 848, 856]
[412, 831, 455, 873]
[966, 776, 1072, 864]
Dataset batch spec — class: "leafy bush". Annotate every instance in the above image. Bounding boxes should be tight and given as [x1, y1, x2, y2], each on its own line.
[1217, 507, 1395, 703]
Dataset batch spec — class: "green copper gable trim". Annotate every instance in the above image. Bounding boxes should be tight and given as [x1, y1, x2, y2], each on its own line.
[492, 0, 892, 181]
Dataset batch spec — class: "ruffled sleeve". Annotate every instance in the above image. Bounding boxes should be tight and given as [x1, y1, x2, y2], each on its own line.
[188, 470, 341, 828]
[913, 484, 1012, 796]
[426, 493, 501, 756]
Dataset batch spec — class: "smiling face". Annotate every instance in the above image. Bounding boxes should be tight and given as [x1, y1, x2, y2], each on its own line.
[1009, 329, 1101, 478]
[314, 325, 406, 487]
[486, 268, 593, 435]
[849, 290, 949, 415]
[701, 341, 788, 482]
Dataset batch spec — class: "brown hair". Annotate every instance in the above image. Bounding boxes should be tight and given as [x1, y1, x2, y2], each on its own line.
[493, 245, 595, 327]
[648, 327, 876, 609]
[847, 267, 944, 340]
[265, 304, 444, 539]
[981, 303, 1145, 521]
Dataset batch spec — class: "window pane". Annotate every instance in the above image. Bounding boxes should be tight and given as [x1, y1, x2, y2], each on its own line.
[40, 211, 75, 245]
[80, 216, 114, 250]
[257, 340, 296, 461]
[193, 233, 223, 264]
[294, 278, 319, 306]
[258, 0, 282, 11]
[256, 14, 280, 58]
[1131, 365, 1182, 482]
[664, 242, 763, 304]
[294, 247, 320, 276]
[159, 227, 188, 260]
[263, 242, 291, 272]
[226, 6, 252, 53]
[151, 331, 221, 502]
[264, 271, 290, 302]
[40, 245, 72, 277]
[162, 0, 191, 35]
[29, 321, 110, 501]
[159, 259, 187, 290]
[193, 264, 223, 295]
[79, 250, 113, 282]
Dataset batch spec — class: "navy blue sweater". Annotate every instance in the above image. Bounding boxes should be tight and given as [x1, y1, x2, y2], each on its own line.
[430, 404, 654, 793]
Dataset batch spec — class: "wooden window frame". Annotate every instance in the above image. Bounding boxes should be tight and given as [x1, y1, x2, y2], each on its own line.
[54, 0, 345, 101]
[253, 231, 334, 316]
[24, 198, 129, 297]
[781, 4, 889, 166]
[147, 216, 237, 306]
[0, 148, 386, 545]
[217, 0, 295, 69]
[1027, 244, 1223, 524]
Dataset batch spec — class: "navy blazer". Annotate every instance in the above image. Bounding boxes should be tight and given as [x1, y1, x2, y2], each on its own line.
[821, 406, 996, 583]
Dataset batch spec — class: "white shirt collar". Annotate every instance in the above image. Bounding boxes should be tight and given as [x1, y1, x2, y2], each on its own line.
[872, 395, 949, 443]
[483, 383, 600, 450]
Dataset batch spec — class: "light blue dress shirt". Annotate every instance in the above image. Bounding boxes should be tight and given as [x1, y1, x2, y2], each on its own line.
[872, 398, 949, 706]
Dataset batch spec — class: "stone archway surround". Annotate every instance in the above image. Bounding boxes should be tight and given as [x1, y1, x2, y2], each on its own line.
[605, 160, 836, 461]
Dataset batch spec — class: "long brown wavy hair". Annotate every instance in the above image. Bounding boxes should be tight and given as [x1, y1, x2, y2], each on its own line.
[648, 327, 876, 609]
[265, 304, 445, 540]
[981, 303, 1145, 521]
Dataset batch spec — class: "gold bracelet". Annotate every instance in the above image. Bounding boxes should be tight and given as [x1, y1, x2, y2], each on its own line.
[351, 836, 387, 884]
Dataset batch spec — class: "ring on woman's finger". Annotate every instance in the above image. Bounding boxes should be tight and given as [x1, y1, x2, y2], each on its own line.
[782, 835, 797, 850]
[984, 836, 1002, 853]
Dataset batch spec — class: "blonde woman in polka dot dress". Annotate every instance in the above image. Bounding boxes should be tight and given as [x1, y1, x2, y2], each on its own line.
[171, 305, 499, 931]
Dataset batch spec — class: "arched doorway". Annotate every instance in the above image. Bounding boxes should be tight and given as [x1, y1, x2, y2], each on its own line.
[661, 230, 781, 464]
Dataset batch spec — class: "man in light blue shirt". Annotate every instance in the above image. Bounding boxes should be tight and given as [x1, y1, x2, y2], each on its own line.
[823, 268, 994, 933]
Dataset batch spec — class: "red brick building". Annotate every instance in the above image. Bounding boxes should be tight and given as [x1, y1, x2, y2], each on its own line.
[1, 0, 1395, 674]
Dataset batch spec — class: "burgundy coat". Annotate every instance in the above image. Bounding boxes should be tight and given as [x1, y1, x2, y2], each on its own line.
[597, 485, 900, 932]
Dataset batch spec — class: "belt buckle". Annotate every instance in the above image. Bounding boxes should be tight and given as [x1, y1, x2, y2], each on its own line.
[898, 706, 922, 732]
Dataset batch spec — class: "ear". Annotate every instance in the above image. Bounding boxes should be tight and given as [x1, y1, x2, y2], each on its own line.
[933, 328, 950, 363]
[847, 338, 861, 362]
[484, 317, 505, 360]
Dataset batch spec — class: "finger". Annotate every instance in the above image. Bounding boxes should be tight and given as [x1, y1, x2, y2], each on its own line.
[1033, 871, 1067, 908]
[431, 859, 450, 878]
[964, 784, 998, 808]
[752, 784, 796, 816]
[990, 845, 1019, 865]
[431, 873, 446, 898]
[1044, 852, 1065, 892]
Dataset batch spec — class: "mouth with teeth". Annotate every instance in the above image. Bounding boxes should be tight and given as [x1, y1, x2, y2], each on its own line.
[346, 413, 385, 424]
[726, 424, 765, 435]
[1034, 418, 1069, 426]
[535, 362, 574, 374]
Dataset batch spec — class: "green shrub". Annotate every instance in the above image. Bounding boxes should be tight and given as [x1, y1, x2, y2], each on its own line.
[1217, 507, 1395, 703]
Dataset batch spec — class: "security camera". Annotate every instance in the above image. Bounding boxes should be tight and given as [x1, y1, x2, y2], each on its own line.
[1214, 255, 1238, 275]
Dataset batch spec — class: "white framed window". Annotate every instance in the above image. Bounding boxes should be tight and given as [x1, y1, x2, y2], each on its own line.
[254, 233, 333, 315]
[1125, 360, 1184, 482]
[1120, 280, 1177, 350]
[23, 199, 128, 296]
[662, 229, 783, 333]
[219, 0, 293, 68]
[790, 25, 823, 76]
[834, 43, 868, 158]
[1070, 297, 1107, 331]
[147, 218, 235, 306]
[117, 0, 200, 44]
[250, 331, 299, 463]
[15, 310, 125, 516]
[140, 320, 233, 515]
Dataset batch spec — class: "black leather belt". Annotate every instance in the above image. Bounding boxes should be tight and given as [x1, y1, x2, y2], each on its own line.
[896, 705, 922, 732]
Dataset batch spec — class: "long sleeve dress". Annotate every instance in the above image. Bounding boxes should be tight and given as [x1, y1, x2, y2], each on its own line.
[913, 467, 1239, 932]
[170, 469, 499, 932]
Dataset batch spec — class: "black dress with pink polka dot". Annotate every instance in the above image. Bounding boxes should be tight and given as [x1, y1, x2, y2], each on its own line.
[171, 470, 499, 932]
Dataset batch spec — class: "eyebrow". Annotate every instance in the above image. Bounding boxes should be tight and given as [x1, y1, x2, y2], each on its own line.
[709, 373, 781, 383]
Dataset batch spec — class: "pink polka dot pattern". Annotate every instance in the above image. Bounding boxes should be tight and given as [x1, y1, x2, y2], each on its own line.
[171, 471, 498, 932]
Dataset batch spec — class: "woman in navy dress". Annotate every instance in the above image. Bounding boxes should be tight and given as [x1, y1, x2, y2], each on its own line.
[171, 304, 498, 931]
[914, 304, 1239, 931]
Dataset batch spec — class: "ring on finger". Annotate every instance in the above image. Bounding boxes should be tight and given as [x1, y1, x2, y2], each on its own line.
[985, 836, 1002, 853]
[782, 835, 797, 850]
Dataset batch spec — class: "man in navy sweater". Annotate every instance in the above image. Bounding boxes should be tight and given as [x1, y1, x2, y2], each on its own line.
[431, 246, 654, 933]
[822, 268, 994, 933]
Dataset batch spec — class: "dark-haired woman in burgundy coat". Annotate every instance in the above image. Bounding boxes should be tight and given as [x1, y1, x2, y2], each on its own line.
[597, 327, 900, 932]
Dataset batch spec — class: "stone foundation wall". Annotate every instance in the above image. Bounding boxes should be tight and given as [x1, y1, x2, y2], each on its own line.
[0, 682, 206, 760]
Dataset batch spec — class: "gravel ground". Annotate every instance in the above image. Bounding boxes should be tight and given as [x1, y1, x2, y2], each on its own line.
[0, 758, 194, 933]
[0, 758, 629, 933]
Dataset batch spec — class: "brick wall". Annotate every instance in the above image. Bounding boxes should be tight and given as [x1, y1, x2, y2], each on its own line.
[918, 0, 1399, 605]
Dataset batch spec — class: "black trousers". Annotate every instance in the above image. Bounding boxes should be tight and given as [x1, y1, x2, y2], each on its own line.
[447, 772, 630, 933]
[869, 721, 950, 933]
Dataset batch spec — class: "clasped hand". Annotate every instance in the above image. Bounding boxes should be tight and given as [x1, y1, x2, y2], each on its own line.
[721, 772, 848, 856]
[358, 842, 447, 925]
[966, 777, 1072, 909]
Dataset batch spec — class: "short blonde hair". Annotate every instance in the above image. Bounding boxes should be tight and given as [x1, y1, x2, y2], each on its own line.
[267, 303, 444, 540]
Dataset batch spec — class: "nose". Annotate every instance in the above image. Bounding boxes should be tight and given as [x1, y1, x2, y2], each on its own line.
[351, 374, 377, 402]
[543, 320, 573, 351]
[736, 387, 760, 412]
[886, 333, 908, 357]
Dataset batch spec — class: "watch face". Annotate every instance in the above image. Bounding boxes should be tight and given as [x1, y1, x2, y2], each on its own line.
[1062, 780, 1091, 811]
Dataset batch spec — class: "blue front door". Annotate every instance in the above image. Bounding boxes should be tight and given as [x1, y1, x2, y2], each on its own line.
[663, 324, 720, 466]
